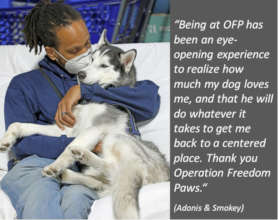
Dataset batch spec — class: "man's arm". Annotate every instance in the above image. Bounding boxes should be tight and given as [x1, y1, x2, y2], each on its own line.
[56, 79, 161, 128]
[4, 82, 74, 159]
[80, 80, 161, 122]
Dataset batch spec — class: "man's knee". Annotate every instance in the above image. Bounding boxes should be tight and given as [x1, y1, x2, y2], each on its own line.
[18, 178, 64, 219]
[61, 185, 98, 219]
[1, 155, 54, 200]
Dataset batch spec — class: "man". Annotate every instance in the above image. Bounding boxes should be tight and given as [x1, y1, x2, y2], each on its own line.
[0, 0, 160, 218]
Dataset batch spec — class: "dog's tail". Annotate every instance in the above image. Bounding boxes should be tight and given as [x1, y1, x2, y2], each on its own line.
[112, 164, 142, 220]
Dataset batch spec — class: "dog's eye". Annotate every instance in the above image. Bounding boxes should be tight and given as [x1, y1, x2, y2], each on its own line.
[100, 64, 109, 68]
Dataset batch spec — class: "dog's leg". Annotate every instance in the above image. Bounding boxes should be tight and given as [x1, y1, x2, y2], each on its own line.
[112, 164, 142, 220]
[71, 148, 108, 170]
[42, 127, 104, 178]
[0, 123, 63, 152]
[58, 169, 104, 191]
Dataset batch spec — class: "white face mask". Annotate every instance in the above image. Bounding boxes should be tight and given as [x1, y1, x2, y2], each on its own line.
[54, 48, 93, 74]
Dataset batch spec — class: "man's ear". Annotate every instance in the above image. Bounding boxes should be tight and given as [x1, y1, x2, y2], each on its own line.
[45, 46, 57, 61]
[95, 29, 109, 49]
[120, 49, 137, 73]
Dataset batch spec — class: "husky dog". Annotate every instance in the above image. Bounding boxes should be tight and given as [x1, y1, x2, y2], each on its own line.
[0, 30, 169, 219]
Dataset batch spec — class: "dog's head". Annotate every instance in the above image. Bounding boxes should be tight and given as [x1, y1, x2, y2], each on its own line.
[77, 29, 137, 88]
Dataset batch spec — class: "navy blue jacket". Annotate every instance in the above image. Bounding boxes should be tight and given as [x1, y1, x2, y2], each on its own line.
[4, 56, 160, 164]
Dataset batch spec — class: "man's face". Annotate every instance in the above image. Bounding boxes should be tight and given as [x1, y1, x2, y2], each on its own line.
[46, 19, 91, 67]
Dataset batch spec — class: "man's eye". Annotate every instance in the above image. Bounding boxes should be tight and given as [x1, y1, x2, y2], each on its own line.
[69, 49, 79, 54]
[100, 64, 109, 68]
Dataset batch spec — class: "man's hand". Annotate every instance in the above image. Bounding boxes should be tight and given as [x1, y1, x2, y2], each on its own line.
[55, 85, 81, 130]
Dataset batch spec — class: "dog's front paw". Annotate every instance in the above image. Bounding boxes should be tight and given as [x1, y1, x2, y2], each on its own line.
[0, 122, 22, 152]
[71, 148, 88, 164]
[0, 133, 17, 152]
[42, 165, 61, 178]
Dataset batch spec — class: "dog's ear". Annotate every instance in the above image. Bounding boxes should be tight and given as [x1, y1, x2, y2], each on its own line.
[96, 29, 109, 49]
[120, 49, 137, 73]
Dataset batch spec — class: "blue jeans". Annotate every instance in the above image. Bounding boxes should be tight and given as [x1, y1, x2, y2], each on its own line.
[1, 155, 98, 219]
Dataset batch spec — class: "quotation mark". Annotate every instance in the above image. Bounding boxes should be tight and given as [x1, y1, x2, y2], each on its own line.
[175, 19, 180, 25]
[199, 183, 208, 192]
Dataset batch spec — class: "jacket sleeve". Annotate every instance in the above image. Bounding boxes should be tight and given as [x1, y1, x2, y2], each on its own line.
[4, 83, 74, 159]
[80, 80, 161, 122]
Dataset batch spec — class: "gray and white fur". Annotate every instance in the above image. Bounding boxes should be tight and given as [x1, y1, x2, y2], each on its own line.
[0, 29, 169, 220]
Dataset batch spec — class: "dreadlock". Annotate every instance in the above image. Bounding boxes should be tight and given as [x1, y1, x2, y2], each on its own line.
[23, 0, 82, 54]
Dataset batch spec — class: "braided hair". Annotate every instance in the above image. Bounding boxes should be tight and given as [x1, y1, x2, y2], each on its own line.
[23, 0, 82, 54]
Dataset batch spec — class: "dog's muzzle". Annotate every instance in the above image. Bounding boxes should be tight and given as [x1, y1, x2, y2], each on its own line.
[78, 71, 87, 80]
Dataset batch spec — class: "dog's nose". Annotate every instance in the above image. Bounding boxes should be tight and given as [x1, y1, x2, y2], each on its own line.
[78, 71, 87, 80]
